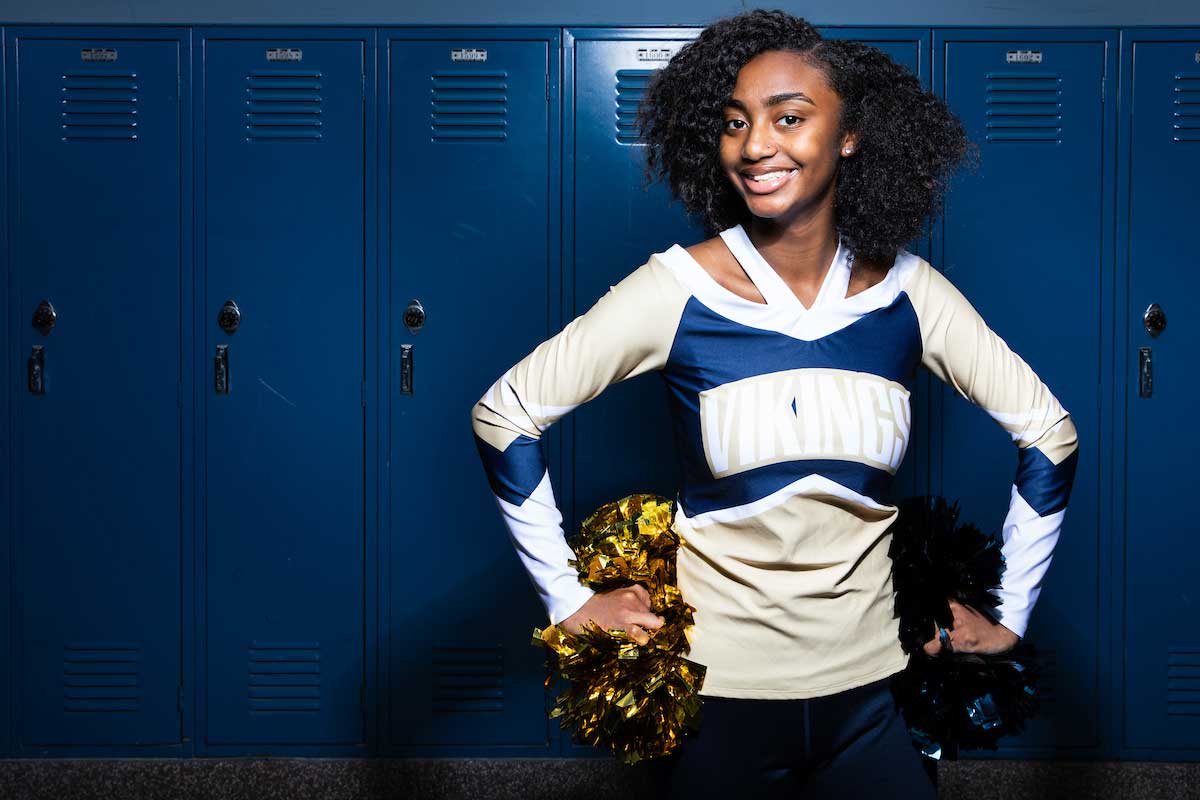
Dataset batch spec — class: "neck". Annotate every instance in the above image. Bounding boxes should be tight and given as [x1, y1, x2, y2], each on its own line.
[745, 202, 842, 285]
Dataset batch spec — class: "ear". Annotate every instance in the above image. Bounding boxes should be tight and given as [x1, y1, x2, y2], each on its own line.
[840, 132, 859, 156]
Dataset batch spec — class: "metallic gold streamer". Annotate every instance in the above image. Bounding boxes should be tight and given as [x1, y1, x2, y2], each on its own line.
[531, 494, 706, 764]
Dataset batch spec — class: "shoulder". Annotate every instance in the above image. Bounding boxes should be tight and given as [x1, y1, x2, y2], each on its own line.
[684, 235, 740, 283]
[591, 249, 692, 316]
[894, 249, 950, 299]
[895, 253, 988, 340]
[681, 234, 770, 305]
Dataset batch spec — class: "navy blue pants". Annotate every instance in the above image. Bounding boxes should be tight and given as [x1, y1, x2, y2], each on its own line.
[644, 673, 937, 799]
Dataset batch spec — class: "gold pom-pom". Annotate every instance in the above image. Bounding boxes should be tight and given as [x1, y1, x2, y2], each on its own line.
[531, 494, 706, 763]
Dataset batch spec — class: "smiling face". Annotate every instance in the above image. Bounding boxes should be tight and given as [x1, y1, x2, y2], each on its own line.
[720, 50, 856, 227]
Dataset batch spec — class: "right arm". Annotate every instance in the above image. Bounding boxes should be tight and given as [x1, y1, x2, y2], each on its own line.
[469, 255, 690, 626]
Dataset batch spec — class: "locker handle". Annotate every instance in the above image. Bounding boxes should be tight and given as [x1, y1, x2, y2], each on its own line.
[215, 344, 230, 395]
[1139, 347, 1153, 398]
[400, 344, 414, 395]
[28, 345, 45, 395]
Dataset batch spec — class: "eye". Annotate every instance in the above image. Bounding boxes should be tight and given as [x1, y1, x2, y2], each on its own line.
[724, 118, 747, 131]
[779, 114, 804, 126]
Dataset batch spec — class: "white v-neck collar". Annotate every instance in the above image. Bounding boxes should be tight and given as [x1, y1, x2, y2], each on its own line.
[718, 223, 851, 312]
[655, 234, 921, 343]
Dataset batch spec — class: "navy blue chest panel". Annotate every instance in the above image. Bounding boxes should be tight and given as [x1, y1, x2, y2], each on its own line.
[662, 291, 924, 516]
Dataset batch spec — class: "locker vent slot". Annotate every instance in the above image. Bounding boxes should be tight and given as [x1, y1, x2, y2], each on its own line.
[984, 71, 1062, 144]
[615, 69, 655, 145]
[62, 642, 141, 712]
[431, 644, 504, 713]
[1167, 647, 1200, 715]
[430, 70, 507, 142]
[244, 71, 324, 141]
[248, 641, 321, 712]
[1173, 74, 1200, 143]
[60, 72, 139, 141]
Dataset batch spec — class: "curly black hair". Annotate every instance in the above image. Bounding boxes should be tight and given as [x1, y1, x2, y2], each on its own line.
[636, 9, 977, 265]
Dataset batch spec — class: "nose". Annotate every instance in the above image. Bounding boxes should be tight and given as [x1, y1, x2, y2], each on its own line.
[742, 120, 777, 160]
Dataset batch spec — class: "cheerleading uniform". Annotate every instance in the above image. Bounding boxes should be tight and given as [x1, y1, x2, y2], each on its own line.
[470, 223, 1078, 700]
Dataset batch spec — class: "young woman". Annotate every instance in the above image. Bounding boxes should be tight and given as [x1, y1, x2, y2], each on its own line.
[470, 10, 1078, 798]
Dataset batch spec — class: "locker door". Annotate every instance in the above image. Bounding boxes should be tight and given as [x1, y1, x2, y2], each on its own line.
[10, 34, 183, 747]
[568, 33, 704, 525]
[1122, 37, 1200, 752]
[935, 31, 1114, 750]
[1, 24, 9, 758]
[201, 36, 366, 747]
[385, 34, 554, 750]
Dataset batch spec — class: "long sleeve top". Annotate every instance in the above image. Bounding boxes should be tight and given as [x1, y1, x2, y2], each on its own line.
[469, 223, 1079, 699]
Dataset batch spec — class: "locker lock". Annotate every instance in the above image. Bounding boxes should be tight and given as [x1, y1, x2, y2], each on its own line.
[1143, 303, 1166, 338]
[32, 299, 56, 336]
[218, 299, 241, 334]
[404, 299, 425, 334]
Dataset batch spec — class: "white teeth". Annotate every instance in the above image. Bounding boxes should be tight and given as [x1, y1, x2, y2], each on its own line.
[748, 169, 794, 182]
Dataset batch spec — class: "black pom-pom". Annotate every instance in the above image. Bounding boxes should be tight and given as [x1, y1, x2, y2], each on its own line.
[887, 495, 1005, 654]
[887, 495, 1042, 758]
[890, 642, 1042, 758]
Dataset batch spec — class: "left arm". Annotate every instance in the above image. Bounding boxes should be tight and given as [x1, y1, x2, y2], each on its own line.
[906, 260, 1080, 652]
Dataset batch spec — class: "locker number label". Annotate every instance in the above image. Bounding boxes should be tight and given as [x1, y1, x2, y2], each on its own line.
[1006, 50, 1043, 64]
[267, 48, 303, 62]
[637, 47, 675, 62]
[451, 48, 488, 62]
[81, 48, 118, 62]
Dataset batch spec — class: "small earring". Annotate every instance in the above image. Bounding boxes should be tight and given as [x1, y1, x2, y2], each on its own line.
[842, 148, 853, 155]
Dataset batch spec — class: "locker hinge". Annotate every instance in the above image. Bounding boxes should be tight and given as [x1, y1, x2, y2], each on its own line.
[545, 73, 549, 102]
[177, 74, 182, 104]
[362, 74, 366, 102]
[1100, 76, 1106, 103]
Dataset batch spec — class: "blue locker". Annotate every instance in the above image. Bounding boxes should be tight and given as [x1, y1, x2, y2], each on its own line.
[6, 30, 186, 749]
[565, 29, 705, 535]
[933, 29, 1116, 753]
[197, 31, 370, 751]
[383, 29, 558, 753]
[562, 26, 928, 757]
[1118, 32, 1200, 755]
[0, 23, 8, 758]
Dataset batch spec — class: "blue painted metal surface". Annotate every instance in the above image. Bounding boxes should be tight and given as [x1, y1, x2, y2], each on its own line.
[565, 27, 704, 560]
[0, 23, 8, 759]
[932, 28, 1117, 755]
[7, 29, 186, 749]
[0, 19, 1188, 760]
[1118, 31, 1200, 756]
[197, 30, 369, 750]
[381, 28, 560, 755]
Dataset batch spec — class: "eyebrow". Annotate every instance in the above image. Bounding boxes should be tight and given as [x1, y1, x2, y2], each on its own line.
[724, 91, 817, 111]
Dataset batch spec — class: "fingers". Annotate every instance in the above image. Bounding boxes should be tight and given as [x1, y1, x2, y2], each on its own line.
[922, 626, 942, 657]
[626, 588, 664, 645]
[923, 620, 958, 656]
[628, 583, 652, 608]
